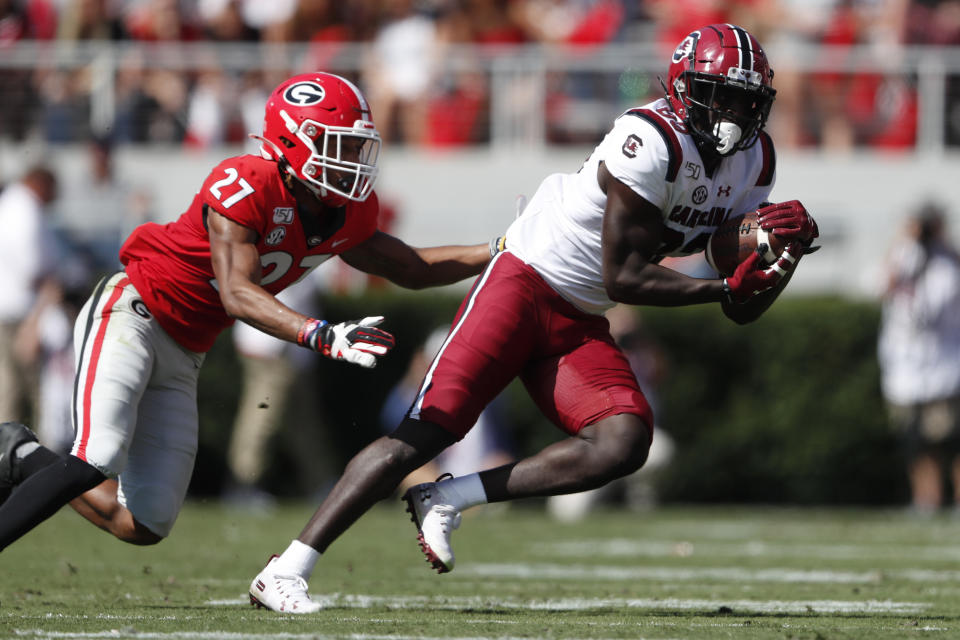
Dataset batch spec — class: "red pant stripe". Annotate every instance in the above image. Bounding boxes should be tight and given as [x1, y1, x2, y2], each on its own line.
[76, 277, 130, 460]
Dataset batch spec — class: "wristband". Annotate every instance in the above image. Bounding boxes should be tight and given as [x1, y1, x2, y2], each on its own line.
[489, 236, 506, 257]
[720, 279, 733, 304]
[296, 318, 328, 351]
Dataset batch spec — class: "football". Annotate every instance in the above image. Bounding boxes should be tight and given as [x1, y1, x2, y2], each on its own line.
[705, 209, 787, 276]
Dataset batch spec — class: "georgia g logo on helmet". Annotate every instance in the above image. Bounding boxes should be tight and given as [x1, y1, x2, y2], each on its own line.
[283, 82, 326, 106]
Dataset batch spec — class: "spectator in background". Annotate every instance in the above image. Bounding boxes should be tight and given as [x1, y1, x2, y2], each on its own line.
[57, 136, 151, 269]
[644, 0, 736, 51]
[196, 0, 273, 41]
[363, 0, 440, 144]
[903, 0, 960, 146]
[56, 0, 123, 40]
[774, 0, 916, 150]
[509, 0, 625, 44]
[509, 0, 631, 144]
[13, 267, 92, 455]
[878, 202, 960, 516]
[418, 0, 538, 147]
[184, 65, 233, 148]
[224, 275, 335, 509]
[0, 166, 59, 424]
[380, 326, 515, 494]
[238, 70, 271, 155]
[123, 0, 200, 41]
[904, 0, 960, 45]
[139, 69, 190, 142]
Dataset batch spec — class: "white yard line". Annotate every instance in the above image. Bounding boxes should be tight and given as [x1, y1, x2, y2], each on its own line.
[538, 538, 960, 561]
[204, 593, 930, 614]
[460, 562, 960, 584]
[13, 634, 630, 640]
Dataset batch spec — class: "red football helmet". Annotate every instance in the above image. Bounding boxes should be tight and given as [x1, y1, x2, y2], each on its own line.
[255, 72, 380, 204]
[665, 24, 776, 156]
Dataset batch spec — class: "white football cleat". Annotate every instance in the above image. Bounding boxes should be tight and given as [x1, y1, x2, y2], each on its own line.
[403, 479, 462, 574]
[249, 556, 321, 614]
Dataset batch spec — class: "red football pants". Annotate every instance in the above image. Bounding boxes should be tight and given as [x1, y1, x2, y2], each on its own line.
[409, 252, 653, 439]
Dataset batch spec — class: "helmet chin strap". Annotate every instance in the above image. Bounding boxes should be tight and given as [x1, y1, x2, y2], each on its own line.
[297, 171, 329, 199]
[713, 121, 742, 155]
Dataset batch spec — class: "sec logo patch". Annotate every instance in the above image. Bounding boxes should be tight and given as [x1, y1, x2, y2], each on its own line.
[692, 185, 708, 205]
[265, 227, 286, 246]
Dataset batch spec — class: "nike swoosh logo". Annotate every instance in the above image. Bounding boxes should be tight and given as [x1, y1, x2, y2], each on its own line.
[331, 238, 350, 248]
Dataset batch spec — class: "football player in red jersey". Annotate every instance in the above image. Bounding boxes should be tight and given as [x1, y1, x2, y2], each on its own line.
[246, 25, 820, 614]
[0, 73, 490, 554]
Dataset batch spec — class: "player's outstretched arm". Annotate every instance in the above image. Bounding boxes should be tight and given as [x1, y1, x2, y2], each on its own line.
[340, 231, 489, 290]
[208, 209, 395, 367]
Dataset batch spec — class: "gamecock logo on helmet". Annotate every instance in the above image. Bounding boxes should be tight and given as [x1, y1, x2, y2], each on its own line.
[283, 82, 325, 106]
[672, 34, 698, 63]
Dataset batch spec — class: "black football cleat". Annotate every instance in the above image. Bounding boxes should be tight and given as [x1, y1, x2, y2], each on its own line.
[0, 421, 38, 489]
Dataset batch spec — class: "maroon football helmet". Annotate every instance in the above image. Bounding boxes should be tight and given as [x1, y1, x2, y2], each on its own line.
[665, 24, 776, 156]
[254, 72, 380, 205]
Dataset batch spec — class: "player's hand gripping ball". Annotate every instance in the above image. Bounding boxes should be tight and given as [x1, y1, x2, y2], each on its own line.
[706, 201, 816, 276]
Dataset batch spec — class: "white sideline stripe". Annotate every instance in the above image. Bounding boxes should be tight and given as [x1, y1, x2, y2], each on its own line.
[205, 594, 929, 614]
[540, 538, 960, 561]
[462, 562, 960, 584]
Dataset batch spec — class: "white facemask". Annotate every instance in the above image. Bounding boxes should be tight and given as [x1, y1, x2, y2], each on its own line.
[713, 121, 742, 155]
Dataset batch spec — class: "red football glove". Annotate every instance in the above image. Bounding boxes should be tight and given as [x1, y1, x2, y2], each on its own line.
[757, 200, 819, 244]
[722, 241, 804, 303]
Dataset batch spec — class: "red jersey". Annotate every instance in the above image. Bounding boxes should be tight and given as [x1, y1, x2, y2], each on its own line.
[120, 154, 379, 352]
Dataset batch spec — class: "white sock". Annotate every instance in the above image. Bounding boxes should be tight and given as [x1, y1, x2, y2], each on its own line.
[15, 442, 40, 459]
[438, 473, 488, 511]
[274, 539, 320, 581]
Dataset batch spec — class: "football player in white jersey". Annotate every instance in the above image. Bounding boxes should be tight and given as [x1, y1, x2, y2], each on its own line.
[249, 24, 820, 613]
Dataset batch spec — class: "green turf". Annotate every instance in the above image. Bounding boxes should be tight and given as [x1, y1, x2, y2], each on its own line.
[2, 500, 959, 639]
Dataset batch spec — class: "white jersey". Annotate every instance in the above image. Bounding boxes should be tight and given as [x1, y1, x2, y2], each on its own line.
[507, 97, 777, 314]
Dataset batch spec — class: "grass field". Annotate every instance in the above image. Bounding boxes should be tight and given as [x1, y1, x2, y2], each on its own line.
[2, 500, 959, 639]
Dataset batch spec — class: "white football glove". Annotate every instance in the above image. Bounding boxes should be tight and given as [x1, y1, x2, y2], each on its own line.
[298, 316, 396, 368]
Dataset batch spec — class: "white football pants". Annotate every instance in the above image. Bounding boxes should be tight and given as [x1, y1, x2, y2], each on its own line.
[71, 272, 205, 537]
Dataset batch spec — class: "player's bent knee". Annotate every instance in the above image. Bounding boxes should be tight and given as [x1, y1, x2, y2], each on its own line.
[589, 414, 652, 478]
[110, 517, 163, 545]
[123, 484, 181, 542]
[126, 520, 164, 546]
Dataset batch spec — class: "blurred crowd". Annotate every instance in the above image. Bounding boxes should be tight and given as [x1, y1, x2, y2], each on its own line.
[2, 2, 959, 512]
[1, 0, 960, 149]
